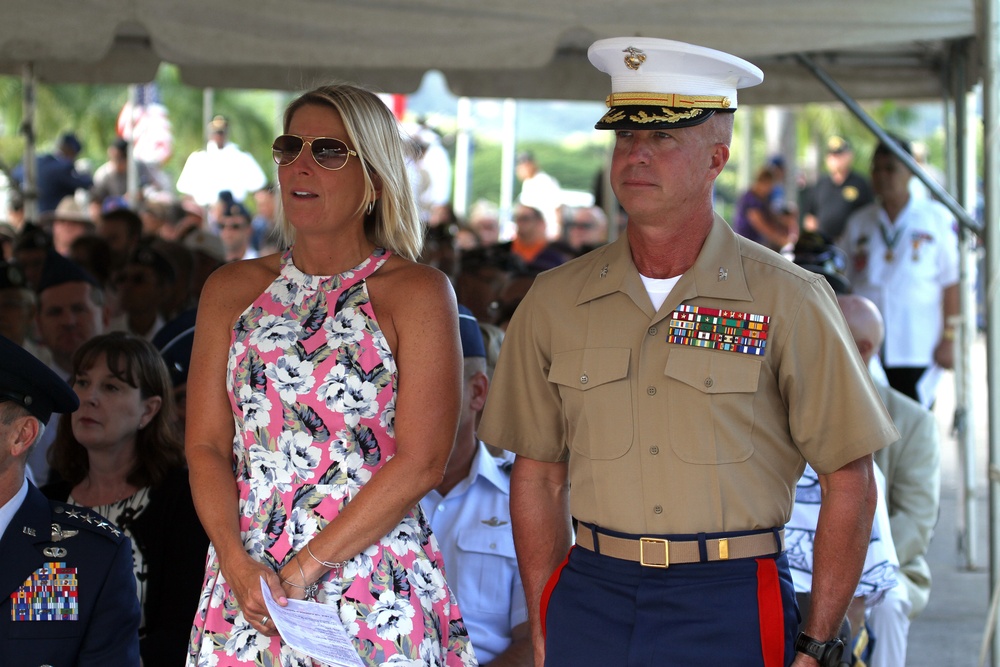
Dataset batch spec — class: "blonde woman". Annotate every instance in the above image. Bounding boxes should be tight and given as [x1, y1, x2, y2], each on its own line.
[185, 84, 476, 666]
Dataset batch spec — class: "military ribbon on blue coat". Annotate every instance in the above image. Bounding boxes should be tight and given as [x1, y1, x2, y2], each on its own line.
[11, 562, 79, 621]
[667, 304, 770, 356]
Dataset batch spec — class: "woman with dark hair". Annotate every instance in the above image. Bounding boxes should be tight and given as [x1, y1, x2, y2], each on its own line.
[43, 331, 208, 667]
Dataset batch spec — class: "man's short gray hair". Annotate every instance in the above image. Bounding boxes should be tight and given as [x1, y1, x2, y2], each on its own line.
[0, 402, 44, 448]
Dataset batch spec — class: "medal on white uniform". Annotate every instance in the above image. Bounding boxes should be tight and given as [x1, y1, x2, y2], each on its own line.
[879, 219, 906, 264]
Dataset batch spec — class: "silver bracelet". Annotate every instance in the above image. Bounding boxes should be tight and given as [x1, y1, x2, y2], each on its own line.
[280, 556, 319, 600]
[306, 542, 349, 578]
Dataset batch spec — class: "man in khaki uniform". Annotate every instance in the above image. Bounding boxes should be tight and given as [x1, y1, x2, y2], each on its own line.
[479, 37, 899, 667]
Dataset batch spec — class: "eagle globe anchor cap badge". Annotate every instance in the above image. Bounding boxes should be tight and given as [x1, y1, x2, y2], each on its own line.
[588, 37, 763, 130]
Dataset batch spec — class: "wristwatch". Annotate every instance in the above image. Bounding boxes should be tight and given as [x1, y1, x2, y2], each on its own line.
[794, 632, 845, 667]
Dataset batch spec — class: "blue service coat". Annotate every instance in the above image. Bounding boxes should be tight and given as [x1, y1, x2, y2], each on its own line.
[0, 482, 140, 666]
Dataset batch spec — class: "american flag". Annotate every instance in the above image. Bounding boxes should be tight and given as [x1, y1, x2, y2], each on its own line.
[117, 83, 173, 166]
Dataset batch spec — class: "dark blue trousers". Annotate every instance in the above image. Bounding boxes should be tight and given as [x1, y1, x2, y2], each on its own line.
[542, 545, 798, 666]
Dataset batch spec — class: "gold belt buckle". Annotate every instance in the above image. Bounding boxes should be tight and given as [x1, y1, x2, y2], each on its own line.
[639, 537, 669, 568]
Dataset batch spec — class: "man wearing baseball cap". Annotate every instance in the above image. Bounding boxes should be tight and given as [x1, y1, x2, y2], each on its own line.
[803, 136, 875, 243]
[480, 38, 897, 667]
[0, 335, 140, 664]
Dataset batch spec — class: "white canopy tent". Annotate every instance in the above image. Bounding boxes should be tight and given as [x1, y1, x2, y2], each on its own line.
[3, 0, 982, 250]
[2, 0, 977, 103]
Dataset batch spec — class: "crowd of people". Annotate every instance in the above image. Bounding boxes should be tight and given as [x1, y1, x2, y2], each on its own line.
[0, 34, 955, 667]
[728, 129, 955, 666]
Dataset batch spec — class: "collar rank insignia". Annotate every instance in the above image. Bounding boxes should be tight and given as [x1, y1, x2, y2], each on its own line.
[667, 304, 770, 356]
[600, 264, 609, 278]
[11, 562, 79, 621]
[481, 516, 509, 527]
[623, 46, 646, 70]
[718, 267, 728, 281]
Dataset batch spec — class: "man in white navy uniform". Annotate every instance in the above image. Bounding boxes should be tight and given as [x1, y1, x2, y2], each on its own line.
[840, 135, 960, 405]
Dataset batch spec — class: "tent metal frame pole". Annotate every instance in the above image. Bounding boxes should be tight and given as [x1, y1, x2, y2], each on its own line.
[794, 52, 981, 235]
[21, 63, 37, 223]
[983, 0, 1000, 662]
[951, 42, 980, 571]
[453, 96, 472, 217]
[499, 98, 516, 239]
[126, 84, 140, 207]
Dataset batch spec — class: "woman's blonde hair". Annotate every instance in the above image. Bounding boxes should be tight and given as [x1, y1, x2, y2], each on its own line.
[277, 83, 423, 261]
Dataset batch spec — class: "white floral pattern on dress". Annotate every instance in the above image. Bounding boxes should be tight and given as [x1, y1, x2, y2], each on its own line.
[188, 248, 476, 667]
[265, 353, 316, 403]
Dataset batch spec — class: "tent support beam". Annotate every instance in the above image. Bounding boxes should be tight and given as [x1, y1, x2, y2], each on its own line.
[983, 0, 1000, 662]
[794, 52, 981, 235]
[950, 41, 980, 572]
[20, 63, 37, 223]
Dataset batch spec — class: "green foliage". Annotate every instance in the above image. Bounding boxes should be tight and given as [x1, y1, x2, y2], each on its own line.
[0, 64, 283, 196]
[467, 138, 611, 210]
[0, 77, 129, 178]
[158, 65, 283, 186]
[515, 140, 611, 196]
[0, 69, 965, 220]
[468, 140, 503, 208]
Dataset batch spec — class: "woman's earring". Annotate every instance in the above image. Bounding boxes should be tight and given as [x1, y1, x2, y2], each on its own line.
[367, 201, 375, 215]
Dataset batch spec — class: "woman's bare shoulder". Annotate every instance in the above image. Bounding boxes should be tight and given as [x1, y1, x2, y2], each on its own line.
[376, 255, 450, 289]
[200, 255, 283, 317]
[366, 257, 456, 351]
[373, 256, 454, 307]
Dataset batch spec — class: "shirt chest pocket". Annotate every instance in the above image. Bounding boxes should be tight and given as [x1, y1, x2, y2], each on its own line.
[454, 526, 518, 615]
[664, 348, 761, 464]
[548, 347, 632, 460]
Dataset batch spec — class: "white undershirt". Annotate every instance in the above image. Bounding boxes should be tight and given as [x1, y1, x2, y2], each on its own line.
[640, 274, 682, 311]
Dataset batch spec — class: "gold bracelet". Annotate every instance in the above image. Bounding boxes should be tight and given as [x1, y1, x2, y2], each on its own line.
[306, 542, 349, 578]
[942, 328, 956, 341]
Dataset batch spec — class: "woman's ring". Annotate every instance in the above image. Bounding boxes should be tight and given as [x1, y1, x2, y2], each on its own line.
[261, 615, 269, 625]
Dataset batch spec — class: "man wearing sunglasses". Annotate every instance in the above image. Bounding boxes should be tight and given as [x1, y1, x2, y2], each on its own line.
[212, 191, 257, 262]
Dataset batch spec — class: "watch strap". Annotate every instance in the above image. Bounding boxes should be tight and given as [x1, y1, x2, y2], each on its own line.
[794, 631, 844, 666]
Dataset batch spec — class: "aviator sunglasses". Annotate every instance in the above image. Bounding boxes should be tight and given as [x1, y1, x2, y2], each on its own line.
[271, 134, 359, 171]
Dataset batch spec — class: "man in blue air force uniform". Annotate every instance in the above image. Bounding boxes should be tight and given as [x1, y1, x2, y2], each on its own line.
[0, 334, 140, 666]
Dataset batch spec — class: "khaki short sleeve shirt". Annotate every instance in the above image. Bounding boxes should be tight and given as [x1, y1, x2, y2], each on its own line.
[478, 216, 899, 535]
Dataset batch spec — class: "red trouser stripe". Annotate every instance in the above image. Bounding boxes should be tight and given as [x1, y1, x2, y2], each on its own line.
[757, 557, 785, 667]
[539, 547, 574, 638]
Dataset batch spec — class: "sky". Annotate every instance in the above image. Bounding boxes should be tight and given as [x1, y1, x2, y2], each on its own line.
[405, 70, 608, 144]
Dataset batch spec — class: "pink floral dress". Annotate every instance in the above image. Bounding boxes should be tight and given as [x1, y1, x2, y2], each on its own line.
[188, 248, 477, 667]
